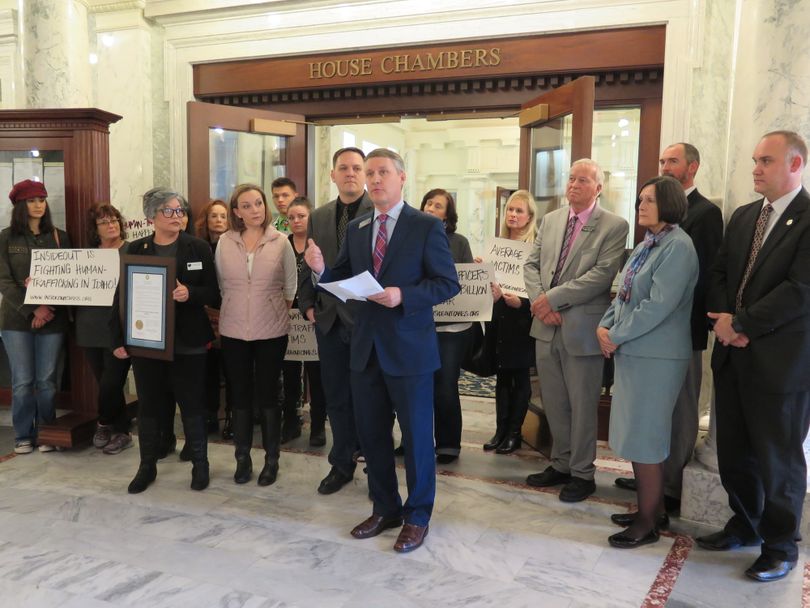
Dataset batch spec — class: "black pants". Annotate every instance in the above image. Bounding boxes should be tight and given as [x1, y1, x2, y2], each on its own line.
[496, 367, 531, 434]
[434, 328, 473, 456]
[282, 359, 327, 428]
[221, 335, 287, 415]
[715, 351, 810, 562]
[131, 354, 206, 421]
[85, 346, 132, 433]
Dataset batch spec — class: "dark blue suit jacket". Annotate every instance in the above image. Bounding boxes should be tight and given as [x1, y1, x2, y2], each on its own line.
[321, 203, 460, 376]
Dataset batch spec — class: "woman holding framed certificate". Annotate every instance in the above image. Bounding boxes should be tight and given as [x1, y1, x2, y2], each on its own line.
[111, 188, 220, 494]
[216, 183, 297, 486]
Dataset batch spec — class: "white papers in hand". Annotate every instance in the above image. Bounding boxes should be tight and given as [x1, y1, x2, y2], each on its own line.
[319, 271, 384, 302]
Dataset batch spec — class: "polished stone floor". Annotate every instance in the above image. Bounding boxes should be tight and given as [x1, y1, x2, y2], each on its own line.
[0, 397, 805, 607]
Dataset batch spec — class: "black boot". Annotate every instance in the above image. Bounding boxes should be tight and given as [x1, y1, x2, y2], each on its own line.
[128, 417, 159, 494]
[484, 384, 510, 450]
[232, 409, 253, 484]
[495, 431, 522, 454]
[158, 404, 177, 459]
[258, 408, 281, 486]
[182, 415, 210, 491]
[281, 386, 302, 445]
[221, 405, 234, 440]
[179, 441, 192, 462]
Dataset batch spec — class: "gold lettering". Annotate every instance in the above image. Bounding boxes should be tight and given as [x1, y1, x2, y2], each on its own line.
[394, 54, 408, 73]
[475, 48, 487, 66]
[321, 61, 336, 78]
[446, 51, 459, 69]
[411, 54, 425, 71]
[348, 58, 360, 76]
[460, 49, 473, 68]
[360, 57, 372, 75]
[426, 53, 443, 70]
[489, 47, 501, 66]
[309, 62, 322, 79]
[381, 55, 394, 74]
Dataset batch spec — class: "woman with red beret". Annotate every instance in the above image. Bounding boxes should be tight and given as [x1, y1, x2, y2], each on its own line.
[0, 179, 71, 454]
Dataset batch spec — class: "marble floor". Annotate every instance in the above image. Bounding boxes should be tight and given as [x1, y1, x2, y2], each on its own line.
[0, 397, 806, 608]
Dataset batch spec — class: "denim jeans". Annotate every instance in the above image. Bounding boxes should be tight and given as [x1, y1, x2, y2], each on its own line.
[3, 330, 65, 442]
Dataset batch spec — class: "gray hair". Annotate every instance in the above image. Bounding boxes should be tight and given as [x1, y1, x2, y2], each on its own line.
[570, 158, 605, 188]
[366, 148, 405, 174]
[143, 187, 188, 220]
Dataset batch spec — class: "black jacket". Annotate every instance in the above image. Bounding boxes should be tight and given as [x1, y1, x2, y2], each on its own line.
[111, 231, 220, 352]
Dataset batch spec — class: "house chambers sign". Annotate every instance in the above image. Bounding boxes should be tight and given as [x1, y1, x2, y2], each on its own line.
[308, 47, 502, 80]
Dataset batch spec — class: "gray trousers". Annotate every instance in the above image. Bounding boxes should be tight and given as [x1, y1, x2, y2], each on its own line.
[536, 333, 604, 480]
[663, 350, 702, 499]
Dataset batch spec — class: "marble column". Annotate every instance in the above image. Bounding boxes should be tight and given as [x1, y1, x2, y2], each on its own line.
[91, 5, 155, 236]
[23, 0, 92, 108]
[694, 0, 810, 470]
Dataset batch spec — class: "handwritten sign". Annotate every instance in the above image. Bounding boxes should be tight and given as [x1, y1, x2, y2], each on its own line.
[483, 237, 534, 297]
[24, 248, 120, 306]
[285, 309, 319, 361]
[434, 263, 493, 322]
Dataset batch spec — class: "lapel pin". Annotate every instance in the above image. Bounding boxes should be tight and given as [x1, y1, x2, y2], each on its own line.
[787, 219, 794, 226]
[359, 218, 371, 229]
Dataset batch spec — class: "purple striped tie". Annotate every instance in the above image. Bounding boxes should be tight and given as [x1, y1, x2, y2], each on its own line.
[373, 214, 388, 277]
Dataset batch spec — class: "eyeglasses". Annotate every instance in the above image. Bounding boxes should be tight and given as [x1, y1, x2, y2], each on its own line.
[159, 207, 187, 218]
[96, 218, 120, 226]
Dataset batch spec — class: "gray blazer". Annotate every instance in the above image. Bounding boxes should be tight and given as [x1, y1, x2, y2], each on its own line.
[297, 192, 373, 333]
[600, 227, 698, 359]
[524, 204, 628, 357]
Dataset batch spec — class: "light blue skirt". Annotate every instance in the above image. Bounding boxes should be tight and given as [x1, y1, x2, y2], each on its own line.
[608, 353, 690, 464]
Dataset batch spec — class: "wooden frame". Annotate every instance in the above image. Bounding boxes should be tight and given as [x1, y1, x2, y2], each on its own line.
[119, 254, 176, 361]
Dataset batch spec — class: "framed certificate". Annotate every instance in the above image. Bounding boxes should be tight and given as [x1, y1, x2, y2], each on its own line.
[119, 254, 176, 360]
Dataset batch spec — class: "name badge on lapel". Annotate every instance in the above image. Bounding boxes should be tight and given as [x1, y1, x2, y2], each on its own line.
[187, 261, 202, 271]
[358, 218, 372, 229]
[581, 226, 595, 233]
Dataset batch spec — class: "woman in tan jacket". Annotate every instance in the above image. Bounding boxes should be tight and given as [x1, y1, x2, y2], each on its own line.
[216, 183, 297, 486]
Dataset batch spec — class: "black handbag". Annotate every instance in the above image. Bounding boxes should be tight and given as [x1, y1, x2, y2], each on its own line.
[461, 321, 497, 377]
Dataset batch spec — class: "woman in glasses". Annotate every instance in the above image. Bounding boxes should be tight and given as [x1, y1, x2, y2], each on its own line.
[111, 188, 219, 494]
[0, 179, 71, 454]
[216, 183, 297, 486]
[75, 203, 132, 455]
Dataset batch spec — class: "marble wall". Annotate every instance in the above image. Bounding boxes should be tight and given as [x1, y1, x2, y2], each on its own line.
[723, 0, 810, 213]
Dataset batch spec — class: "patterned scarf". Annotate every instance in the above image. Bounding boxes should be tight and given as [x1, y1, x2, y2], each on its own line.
[617, 224, 676, 302]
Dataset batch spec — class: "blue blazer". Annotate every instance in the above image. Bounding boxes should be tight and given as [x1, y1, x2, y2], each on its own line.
[600, 227, 698, 359]
[321, 203, 460, 376]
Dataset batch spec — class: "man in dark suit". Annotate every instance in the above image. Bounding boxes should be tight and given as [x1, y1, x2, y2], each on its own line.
[305, 148, 459, 552]
[698, 130, 810, 582]
[298, 147, 372, 494]
[615, 143, 723, 511]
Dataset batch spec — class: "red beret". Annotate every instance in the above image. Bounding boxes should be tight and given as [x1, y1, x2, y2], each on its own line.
[9, 179, 48, 205]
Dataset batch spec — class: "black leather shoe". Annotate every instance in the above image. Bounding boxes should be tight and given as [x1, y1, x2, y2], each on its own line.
[233, 452, 252, 484]
[608, 528, 660, 549]
[495, 433, 522, 454]
[178, 441, 192, 462]
[436, 454, 458, 465]
[350, 514, 403, 539]
[483, 432, 505, 451]
[318, 467, 353, 495]
[614, 477, 636, 492]
[559, 477, 596, 502]
[610, 511, 670, 530]
[526, 465, 571, 488]
[257, 461, 278, 486]
[744, 555, 796, 582]
[696, 529, 759, 551]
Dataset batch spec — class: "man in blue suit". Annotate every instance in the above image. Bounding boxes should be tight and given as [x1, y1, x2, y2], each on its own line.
[305, 148, 460, 553]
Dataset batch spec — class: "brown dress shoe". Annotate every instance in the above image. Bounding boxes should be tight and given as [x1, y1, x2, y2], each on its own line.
[350, 514, 403, 539]
[393, 523, 429, 553]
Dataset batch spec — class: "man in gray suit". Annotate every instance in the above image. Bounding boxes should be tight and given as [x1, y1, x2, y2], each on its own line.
[298, 147, 373, 494]
[615, 143, 723, 511]
[524, 158, 629, 502]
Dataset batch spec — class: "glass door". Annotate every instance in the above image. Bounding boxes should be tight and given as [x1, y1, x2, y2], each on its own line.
[518, 76, 595, 220]
[187, 102, 307, 215]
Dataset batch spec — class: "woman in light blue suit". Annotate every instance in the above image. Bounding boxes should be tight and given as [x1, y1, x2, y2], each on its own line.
[597, 175, 698, 549]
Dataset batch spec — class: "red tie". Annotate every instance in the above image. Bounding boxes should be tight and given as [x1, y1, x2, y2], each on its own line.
[373, 214, 388, 277]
